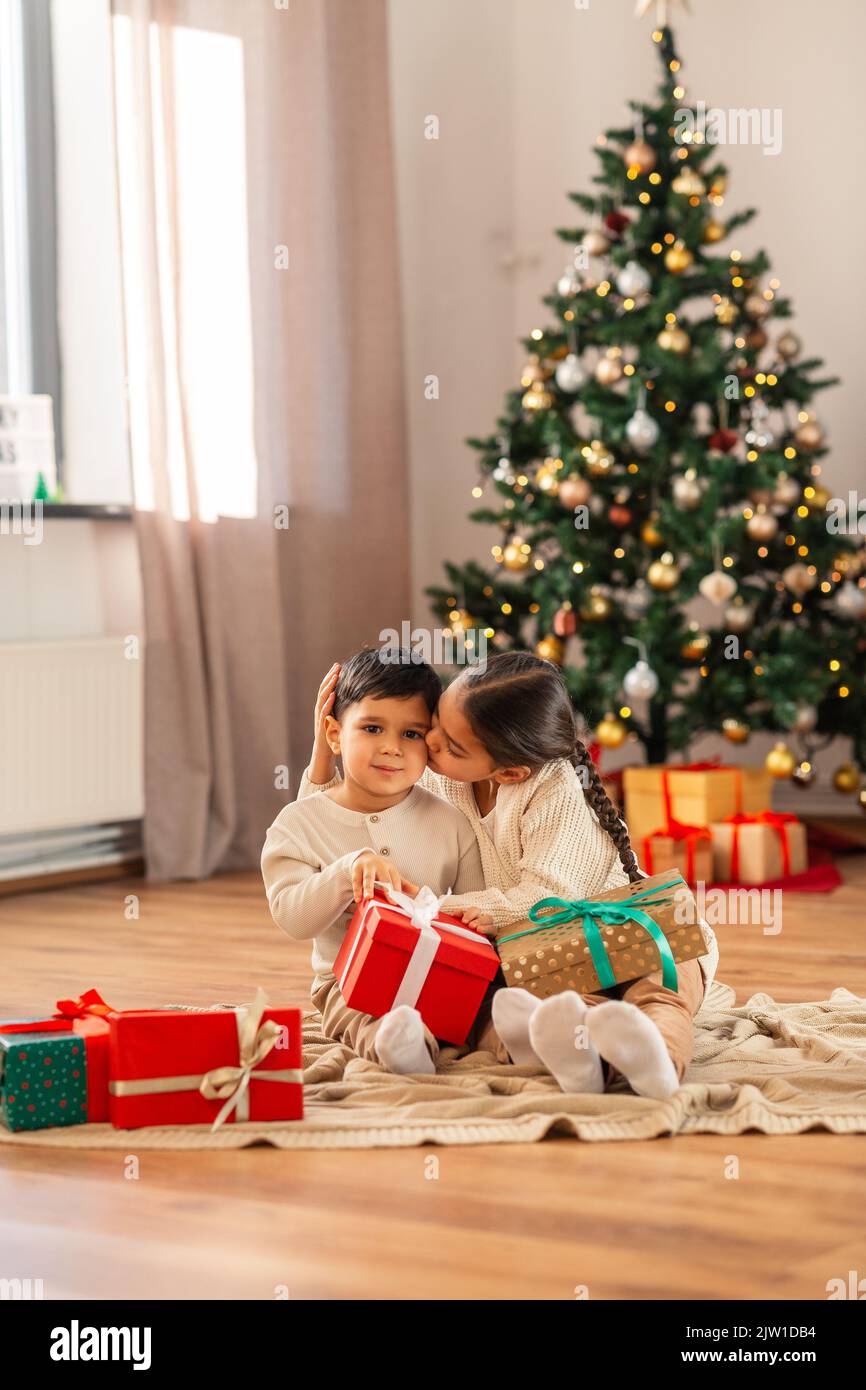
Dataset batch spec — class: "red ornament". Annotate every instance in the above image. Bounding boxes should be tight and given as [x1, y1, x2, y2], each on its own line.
[604, 211, 630, 239]
[609, 504, 633, 529]
[553, 605, 578, 637]
[708, 429, 738, 453]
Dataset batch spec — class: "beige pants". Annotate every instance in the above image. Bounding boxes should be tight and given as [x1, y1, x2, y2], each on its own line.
[310, 972, 510, 1066]
[582, 956, 706, 1084]
[311, 957, 704, 1082]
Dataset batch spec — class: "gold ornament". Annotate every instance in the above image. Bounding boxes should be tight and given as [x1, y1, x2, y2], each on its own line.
[806, 484, 830, 512]
[671, 168, 706, 197]
[664, 241, 693, 274]
[535, 635, 565, 665]
[534, 460, 560, 496]
[641, 513, 664, 547]
[595, 713, 627, 749]
[647, 553, 680, 591]
[714, 297, 738, 326]
[776, 331, 801, 360]
[833, 762, 861, 795]
[702, 219, 725, 244]
[722, 718, 750, 744]
[624, 139, 656, 175]
[595, 353, 623, 387]
[794, 418, 824, 452]
[681, 626, 710, 661]
[765, 742, 796, 779]
[744, 293, 771, 321]
[859, 787, 866, 815]
[746, 507, 779, 542]
[559, 475, 591, 508]
[699, 569, 738, 604]
[502, 538, 531, 571]
[579, 588, 613, 622]
[657, 325, 691, 355]
[583, 228, 610, 257]
[782, 562, 816, 597]
[521, 357, 553, 412]
[583, 439, 614, 477]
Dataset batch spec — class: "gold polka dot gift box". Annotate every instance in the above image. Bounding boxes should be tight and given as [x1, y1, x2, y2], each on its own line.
[496, 871, 708, 999]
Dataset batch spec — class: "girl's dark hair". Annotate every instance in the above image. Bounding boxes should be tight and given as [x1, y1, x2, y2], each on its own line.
[455, 651, 641, 883]
[333, 646, 442, 720]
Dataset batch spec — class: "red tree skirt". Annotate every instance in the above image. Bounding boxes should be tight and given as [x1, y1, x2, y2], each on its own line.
[710, 850, 842, 894]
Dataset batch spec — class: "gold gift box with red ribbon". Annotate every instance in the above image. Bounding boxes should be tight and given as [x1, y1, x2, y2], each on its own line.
[710, 813, 808, 884]
[624, 764, 773, 845]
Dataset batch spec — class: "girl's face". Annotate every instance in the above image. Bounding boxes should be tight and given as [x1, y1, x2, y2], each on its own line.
[425, 681, 531, 785]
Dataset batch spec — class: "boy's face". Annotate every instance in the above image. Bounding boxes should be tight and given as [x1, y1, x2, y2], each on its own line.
[324, 693, 431, 797]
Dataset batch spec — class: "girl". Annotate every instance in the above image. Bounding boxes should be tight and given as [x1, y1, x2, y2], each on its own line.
[300, 652, 719, 1101]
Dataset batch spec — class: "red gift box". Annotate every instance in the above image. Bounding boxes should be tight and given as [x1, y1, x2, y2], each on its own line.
[1, 988, 115, 1122]
[109, 990, 303, 1131]
[333, 889, 500, 1045]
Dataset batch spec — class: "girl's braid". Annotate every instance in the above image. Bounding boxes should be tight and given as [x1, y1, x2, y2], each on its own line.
[571, 739, 642, 884]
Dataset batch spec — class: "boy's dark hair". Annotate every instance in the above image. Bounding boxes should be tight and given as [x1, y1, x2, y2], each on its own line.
[454, 651, 641, 883]
[332, 647, 442, 720]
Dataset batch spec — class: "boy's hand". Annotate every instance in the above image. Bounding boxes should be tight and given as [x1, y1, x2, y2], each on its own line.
[351, 851, 403, 904]
[309, 663, 340, 784]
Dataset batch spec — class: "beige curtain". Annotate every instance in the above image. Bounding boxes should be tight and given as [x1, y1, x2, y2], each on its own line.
[110, 0, 410, 879]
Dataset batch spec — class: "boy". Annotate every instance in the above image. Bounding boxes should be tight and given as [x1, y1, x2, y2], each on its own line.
[262, 648, 487, 1074]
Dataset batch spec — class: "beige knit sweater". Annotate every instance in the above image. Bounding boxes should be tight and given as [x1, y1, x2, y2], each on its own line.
[262, 784, 485, 979]
[298, 759, 720, 997]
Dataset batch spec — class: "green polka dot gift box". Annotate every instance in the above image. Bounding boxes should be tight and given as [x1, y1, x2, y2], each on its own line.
[0, 1029, 90, 1130]
[0, 989, 115, 1131]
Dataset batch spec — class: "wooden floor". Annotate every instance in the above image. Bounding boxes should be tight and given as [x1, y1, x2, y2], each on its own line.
[1, 857, 865, 1301]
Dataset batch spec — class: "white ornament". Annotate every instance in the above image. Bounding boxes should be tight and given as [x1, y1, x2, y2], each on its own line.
[623, 582, 651, 617]
[616, 260, 651, 298]
[555, 353, 587, 393]
[625, 408, 659, 453]
[782, 562, 817, 597]
[699, 570, 738, 604]
[834, 580, 866, 617]
[791, 702, 817, 733]
[672, 475, 702, 509]
[623, 659, 659, 700]
[558, 271, 579, 297]
[724, 601, 754, 633]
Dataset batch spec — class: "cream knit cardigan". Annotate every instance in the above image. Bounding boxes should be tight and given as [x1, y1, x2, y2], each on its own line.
[298, 758, 720, 998]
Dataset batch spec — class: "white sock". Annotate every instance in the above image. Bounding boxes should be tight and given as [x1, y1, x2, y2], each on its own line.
[375, 1005, 435, 1076]
[528, 992, 604, 1094]
[492, 987, 541, 1064]
[587, 1001, 679, 1100]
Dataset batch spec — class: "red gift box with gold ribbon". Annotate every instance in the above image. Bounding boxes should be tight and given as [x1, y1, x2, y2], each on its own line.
[109, 990, 303, 1131]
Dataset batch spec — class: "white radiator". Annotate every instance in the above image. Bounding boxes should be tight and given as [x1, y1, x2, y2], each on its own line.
[0, 637, 144, 837]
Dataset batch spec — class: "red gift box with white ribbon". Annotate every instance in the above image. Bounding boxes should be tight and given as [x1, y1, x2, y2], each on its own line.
[333, 885, 500, 1045]
[109, 990, 303, 1131]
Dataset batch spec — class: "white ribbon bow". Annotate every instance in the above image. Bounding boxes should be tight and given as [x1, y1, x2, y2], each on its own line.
[339, 881, 492, 1011]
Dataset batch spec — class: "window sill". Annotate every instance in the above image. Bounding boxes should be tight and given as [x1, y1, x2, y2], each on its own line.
[40, 503, 133, 521]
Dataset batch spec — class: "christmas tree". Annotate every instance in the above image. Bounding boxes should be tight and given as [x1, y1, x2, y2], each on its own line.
[427, 19, 866, 792]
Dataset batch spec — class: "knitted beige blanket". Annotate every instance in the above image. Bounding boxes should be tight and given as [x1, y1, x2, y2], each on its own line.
[2, 980, 865, 1150]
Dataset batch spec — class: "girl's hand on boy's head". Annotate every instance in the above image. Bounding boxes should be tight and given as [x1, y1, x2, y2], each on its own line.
[351, 850, 402, 904]
[310, 663, 340, 782]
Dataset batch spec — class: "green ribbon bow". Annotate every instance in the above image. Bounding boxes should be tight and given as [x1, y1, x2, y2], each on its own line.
[498, 876, 686, 993]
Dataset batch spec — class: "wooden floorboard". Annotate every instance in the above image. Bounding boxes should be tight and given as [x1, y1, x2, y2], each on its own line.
[1, 857, 865, 1301]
